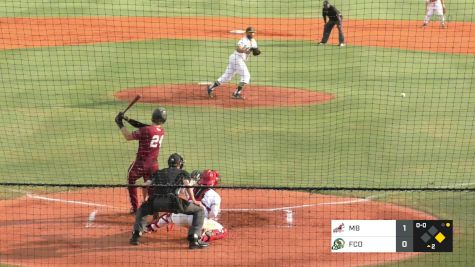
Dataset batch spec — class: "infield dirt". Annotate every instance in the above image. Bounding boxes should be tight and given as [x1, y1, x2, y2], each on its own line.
[0, 189, 435, 266]
[0, 17, 473, 55]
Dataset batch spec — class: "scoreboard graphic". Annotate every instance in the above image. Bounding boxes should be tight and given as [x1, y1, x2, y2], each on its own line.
[331, 220, 453, 253]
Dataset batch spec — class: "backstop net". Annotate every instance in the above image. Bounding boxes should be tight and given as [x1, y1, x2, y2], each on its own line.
[0, 0, 473, 266]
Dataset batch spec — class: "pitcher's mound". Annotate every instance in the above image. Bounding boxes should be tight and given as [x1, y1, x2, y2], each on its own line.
[115, 84, 334, 108]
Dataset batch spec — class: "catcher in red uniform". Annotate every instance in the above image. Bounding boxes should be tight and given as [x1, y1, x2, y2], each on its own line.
[115, 108, 167, 214]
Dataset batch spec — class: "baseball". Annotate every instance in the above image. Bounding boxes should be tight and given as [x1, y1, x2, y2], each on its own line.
[400, 93, 406, 97]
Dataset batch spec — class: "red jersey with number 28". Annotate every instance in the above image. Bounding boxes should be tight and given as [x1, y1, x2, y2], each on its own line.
[132, 125, 165, 166]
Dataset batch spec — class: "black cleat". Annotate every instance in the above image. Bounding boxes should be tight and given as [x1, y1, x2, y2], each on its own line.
[231, 93, 245, 100]
[129, 231, 141, 246]
[188, 233, 209, 249]
[189, 239, 209, 250]
[207, 87, 215, 98]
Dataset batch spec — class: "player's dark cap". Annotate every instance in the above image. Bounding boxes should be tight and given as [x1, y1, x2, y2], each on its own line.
[245, 27, 256, 33]
[168, 153, 184, 169]
[152, 107, 167, 124]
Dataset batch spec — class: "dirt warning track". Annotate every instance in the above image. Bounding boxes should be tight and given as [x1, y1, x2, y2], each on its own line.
[0, 189, 434, 266]
[0, 17, 473, 54]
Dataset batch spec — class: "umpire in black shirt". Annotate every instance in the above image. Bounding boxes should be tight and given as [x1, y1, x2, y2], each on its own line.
[319, 0, 345, 46]
[129, 153, 208, 249]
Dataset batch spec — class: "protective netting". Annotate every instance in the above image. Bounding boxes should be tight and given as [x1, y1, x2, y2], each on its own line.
[0, 186, 473, 266]
[0, 0, 473, 187]
[0, 0, 473, 265]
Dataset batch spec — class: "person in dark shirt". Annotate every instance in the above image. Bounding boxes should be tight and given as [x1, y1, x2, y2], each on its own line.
[129, 153, 209, 249]
[318, 0, 345, 47]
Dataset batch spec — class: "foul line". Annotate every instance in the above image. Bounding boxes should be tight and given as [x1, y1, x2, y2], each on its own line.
[26, 193, 123, 210]
[221, 195, 378, 212]
[16, 186, 468, 214]
[433, 182, 475, 188]
[20, 190, 381, 213]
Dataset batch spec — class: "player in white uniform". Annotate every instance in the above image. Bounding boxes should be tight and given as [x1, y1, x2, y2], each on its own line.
[423, 0, 446, 28]
[146, 170, 227, 242]
[207, 26, 259, 100]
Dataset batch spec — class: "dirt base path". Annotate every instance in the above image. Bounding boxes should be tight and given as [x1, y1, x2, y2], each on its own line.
[115, 84, 334, 108]
[0, 17, 473, 54]
[0, 189, 434, 266]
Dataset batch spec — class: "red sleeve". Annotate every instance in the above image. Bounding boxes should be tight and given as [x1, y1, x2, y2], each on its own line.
[131, 128, 143, 140]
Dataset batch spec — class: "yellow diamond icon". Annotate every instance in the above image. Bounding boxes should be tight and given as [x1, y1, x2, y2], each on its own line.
[435, 232, 446, 243]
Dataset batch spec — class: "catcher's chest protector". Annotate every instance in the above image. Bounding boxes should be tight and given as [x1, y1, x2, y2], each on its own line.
[193, 188, 210, 201]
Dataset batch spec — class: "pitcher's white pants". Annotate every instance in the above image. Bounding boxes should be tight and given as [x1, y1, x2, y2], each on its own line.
[217, 54, 250, 84]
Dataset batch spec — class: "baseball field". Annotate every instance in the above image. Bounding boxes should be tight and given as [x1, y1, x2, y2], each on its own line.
[0, 0, 474, 266]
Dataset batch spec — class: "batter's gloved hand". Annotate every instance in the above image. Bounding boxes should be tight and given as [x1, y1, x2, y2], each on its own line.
[115, 112, 125, 128]
[251, 47, 261, 56]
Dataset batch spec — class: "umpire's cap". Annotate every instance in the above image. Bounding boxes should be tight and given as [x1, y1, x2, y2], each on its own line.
[245, 26, 256, 33]
[152, 107, 167, 124]
[168, 153, 184, 169]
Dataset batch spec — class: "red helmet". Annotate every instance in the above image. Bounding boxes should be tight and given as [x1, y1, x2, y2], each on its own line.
[199, 170, 220, 186]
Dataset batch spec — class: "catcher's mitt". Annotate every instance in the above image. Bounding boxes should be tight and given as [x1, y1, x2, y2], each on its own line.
[250, 47, 261, 56]
[190, 170, 202, 185]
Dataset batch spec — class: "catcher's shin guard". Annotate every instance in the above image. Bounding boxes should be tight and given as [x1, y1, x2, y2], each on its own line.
[201, 228, 228, 242]
[145, 213, 174, 233]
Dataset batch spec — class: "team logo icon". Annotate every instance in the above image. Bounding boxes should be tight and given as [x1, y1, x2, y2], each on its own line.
[333, 223, 345, 233]
[332, 238, 345, 250]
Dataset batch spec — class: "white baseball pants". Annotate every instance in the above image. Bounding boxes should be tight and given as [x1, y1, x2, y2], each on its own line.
[217, 54, 250, 84]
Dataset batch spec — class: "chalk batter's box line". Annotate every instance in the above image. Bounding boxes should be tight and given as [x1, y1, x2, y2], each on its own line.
[26, 192, 374, 211]
[15, 191, 387, 229]
[19, 189, 389, 212]
[10, 185, 448, 213]
[221, 198, 371, 212]
[26, 193, 124, 210]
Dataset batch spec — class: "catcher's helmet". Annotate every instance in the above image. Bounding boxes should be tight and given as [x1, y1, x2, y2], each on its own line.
[152, 107, 167, 124]
[199, 170, 220, 186]
[245, 27, 256, 33]
[168, 153, 184, 169]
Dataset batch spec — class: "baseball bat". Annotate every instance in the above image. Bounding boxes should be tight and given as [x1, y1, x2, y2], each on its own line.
[123, 94, 141, 113]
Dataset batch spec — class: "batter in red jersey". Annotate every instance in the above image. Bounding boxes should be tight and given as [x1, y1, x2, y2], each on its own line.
[115, 108, 167, 213]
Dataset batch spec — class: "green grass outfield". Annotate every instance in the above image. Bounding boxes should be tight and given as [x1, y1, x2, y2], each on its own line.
[0, 0, 474, 21]
[0, 0, 474, 265]
[0, 40, 473, 186]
